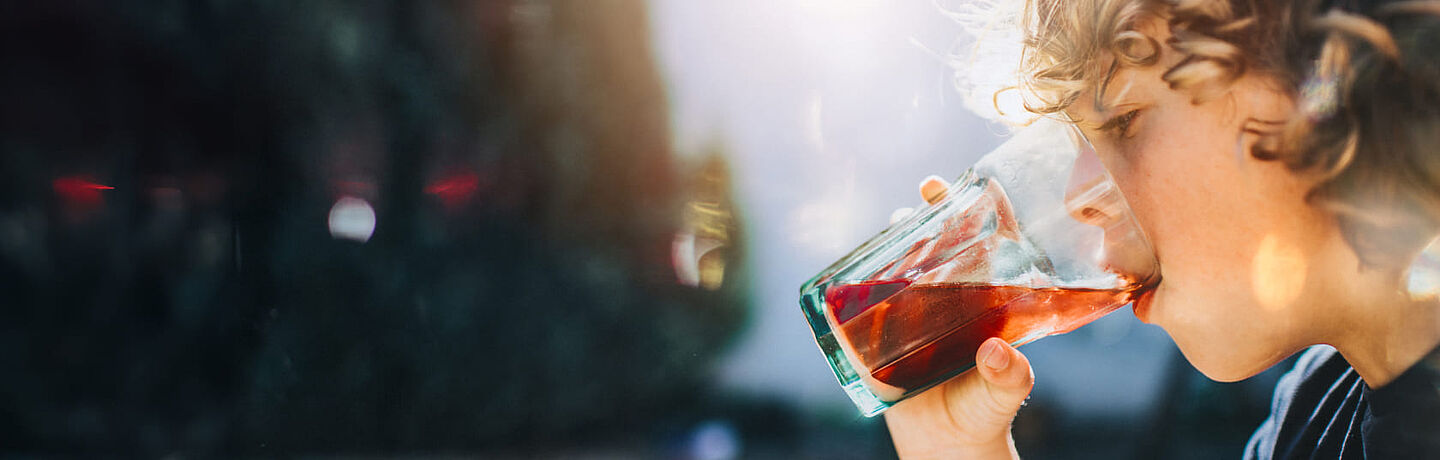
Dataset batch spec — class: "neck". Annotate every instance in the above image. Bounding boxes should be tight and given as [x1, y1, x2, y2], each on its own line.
[1330, 278, 1440, 388]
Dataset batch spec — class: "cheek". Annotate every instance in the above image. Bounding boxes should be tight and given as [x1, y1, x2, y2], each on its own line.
[1111, 111, 1300, 380]
[1129, 137, 1249, 318]
[1121, 114, 1251, 280]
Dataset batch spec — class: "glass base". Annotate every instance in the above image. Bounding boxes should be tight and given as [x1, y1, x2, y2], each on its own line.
[841, 378, 889, 417]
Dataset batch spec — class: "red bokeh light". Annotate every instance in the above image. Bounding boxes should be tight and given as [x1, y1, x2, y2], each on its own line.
[425, 171, 481, 209]
[53, 176, 114, 206]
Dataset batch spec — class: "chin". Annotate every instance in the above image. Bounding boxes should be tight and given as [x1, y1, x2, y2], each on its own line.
[1172, 343, 1256, 382]
[1145, 286, 1293, 382]
[1169, 336, 1291, 383]
[1191, 362, 1256, 383]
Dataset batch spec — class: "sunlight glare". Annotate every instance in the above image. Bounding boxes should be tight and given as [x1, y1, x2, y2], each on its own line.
[1252, 233, 1308, 311]
[1407, 237, 1440, 300]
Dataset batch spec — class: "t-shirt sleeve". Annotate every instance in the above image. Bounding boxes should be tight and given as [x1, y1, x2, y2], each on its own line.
[1244, 346, 1339, 460]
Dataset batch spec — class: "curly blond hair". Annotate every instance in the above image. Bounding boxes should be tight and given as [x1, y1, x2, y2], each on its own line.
[1015, 0, 1440, 267]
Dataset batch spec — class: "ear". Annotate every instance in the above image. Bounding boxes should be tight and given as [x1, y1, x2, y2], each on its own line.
[1236, 77, 1294, 123]
[1230, 76, 1295, 162]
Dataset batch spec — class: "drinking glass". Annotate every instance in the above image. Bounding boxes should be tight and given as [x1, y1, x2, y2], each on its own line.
[799, 117, 1160, 416]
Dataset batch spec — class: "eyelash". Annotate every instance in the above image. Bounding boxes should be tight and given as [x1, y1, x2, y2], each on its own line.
[1106, 110, 1141, 138]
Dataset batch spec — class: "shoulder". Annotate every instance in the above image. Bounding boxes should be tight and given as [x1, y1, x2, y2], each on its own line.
[1248, 344, 1440, 459]
[1271, 345, 1353, 415]
[1245, 345, 1357, 459]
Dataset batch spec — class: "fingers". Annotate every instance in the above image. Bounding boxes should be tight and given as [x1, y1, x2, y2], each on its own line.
[940, 338, 1034, 443]
[883, 338, 1033, 458]
[976, 338, 1035, 401]
[888, 176, 951, 225]
[889, 207, 915, 225]
[969, 338, 1035, 424]
[920, 175, 950, 205]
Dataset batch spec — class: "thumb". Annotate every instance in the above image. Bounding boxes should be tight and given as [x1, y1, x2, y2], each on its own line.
[946, 338, 1035, 436]
[976, 338, 1034, 396]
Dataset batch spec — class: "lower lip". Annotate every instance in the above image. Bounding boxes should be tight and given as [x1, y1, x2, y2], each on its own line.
[1132, 288, 1156, 324]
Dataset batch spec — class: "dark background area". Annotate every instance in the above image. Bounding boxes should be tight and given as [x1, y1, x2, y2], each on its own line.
[1, 1, 1290, 457]
[1, 0, 754, 455]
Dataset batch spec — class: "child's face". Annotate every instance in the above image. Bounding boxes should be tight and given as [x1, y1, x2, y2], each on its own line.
[1065, 21, 1340, 381]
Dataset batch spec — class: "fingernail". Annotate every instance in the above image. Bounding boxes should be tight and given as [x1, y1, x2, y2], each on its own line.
[920, 175, 947, 202]
[981, 339, 1010, 370]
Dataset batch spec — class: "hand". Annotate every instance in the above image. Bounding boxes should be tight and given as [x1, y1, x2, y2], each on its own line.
[883, 176, 1036, 460]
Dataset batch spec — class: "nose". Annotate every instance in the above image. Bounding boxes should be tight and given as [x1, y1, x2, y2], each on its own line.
[1063, 130, 1125, 229]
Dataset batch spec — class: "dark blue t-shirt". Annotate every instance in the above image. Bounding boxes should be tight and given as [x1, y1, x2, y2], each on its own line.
[1245, 344, 1440, 459]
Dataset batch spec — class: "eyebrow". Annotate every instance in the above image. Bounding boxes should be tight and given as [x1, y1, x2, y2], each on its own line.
[1081, 59, 1140, 131]
[1093, 60, 1122, 114]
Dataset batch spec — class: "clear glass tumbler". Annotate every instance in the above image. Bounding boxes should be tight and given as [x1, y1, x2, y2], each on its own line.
[799, 117, 1161, 416]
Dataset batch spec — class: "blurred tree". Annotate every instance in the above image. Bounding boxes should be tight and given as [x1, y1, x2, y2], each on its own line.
[0, 0, 747, 455]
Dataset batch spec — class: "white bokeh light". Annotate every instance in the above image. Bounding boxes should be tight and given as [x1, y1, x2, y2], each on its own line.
[1408, 237, 1440, 299]
[328, 196, 376, 243]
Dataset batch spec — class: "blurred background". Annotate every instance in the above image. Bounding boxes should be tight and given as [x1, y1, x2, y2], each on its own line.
[0, 1, 1294, 458]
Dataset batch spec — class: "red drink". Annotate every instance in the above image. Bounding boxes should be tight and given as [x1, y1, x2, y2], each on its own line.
[824, 280, 1142, 396]
[800, 121, 1161, 415]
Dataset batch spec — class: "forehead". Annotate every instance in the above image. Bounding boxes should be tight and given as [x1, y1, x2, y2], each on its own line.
[1067, 35, 1185, 124]
[1061, 14, 1180, 113]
